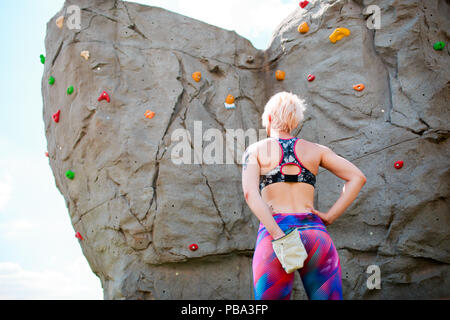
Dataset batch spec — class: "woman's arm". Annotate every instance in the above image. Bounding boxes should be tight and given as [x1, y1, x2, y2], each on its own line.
[308, 145, 367, 225]
[242, 145, 285, 240]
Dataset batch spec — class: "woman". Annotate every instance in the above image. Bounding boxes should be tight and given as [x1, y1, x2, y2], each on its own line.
[242, 91, 367, 300]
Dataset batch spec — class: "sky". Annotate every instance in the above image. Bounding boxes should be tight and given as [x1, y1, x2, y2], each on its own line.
[0, 0, 296, 299]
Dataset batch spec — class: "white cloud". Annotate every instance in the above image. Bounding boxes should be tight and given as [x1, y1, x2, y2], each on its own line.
[0, 219, 33, 239]
[135, 0, 294, 49]
[0, 173, 12, 213]
[0, 260, 103, 300]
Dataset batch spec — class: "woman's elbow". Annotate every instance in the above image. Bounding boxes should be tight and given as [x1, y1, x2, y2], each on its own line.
[356, 173, 367, 185]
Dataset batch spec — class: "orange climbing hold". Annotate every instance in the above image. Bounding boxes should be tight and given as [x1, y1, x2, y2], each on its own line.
[192, 71, 202, 82]
[75, 232, 83, 240]
[353, 83, 365, 91]
[224, 94, 236, 109]
[329, 27, 351, 43]
[225, 94, 235, 105]
[145, 110, 155, 119]
[275, 70, 286, 81]
[56, 16, 64, 29]
[298, 22, 309, 34]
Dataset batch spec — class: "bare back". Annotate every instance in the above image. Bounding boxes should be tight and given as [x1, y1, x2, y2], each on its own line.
[255, 137, 322, 214]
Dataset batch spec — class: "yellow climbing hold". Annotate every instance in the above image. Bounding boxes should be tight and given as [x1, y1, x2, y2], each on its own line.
[298, 22, 309, 34]
[56, 16, 64, 29]
[192, 71, 202, 82]
[329, 27, 351, 43]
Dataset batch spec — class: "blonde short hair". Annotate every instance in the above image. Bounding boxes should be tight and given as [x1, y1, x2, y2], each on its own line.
[262, 92, 306, 133]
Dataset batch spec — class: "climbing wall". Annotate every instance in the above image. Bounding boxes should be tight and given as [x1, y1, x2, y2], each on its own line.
[42, 0, 449, 299]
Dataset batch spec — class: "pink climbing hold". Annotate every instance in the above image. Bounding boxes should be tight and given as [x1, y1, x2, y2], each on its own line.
[307, 74, 315, 82]
[394, 160, 404, 169]
[75, 232, 83, 240]
[98, 91, 110, 103]
[52, 110, 61, 123]
[189, 243, 198, 251]
[299, 1, 309, 9]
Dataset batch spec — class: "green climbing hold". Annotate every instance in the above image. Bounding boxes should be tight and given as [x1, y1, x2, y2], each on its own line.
[67, 85, 74, 95]
[48, 76, 55, 85]
[40, 54, 45, 64]
[433, 41, 445, 51]
[65, 170, 75, 180]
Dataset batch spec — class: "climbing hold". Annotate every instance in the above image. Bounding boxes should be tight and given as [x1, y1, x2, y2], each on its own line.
[75, 232, 83, 240]
[275, 70, 286, 81]
[56, 16, 64, 29]
[298, 22, 309, 34]
[394, 160, 404, 169]
[299, 1, 309, 9]
[67, 86, 74, 95]
[65, 170, 75, 180]
[192, 71, 202, 82]
[40, 54, 45, 64]
[45, 151, 49, 157]
[80, 50, 90, 60]
[98, 91, 110, 103]
[48, 76, 55, 85]
[224, 94, 236, 109]
[189, 243, 198, 251]
[145, 110, 155, 119]
[307, 74, 315, 82]
[433, 41, 445, 51]
[52, 110, 61, 123]
[329, 27, 351, 43]
[353, 83, 365, 91]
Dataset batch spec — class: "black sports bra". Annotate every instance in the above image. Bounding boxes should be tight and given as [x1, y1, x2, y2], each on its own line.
[259, 137, 316, 191]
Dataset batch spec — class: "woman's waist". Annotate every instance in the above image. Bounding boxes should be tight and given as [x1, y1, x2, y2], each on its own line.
[260, 212, 327, 232]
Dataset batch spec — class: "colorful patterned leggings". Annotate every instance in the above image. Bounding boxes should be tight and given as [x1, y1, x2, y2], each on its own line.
[252, 212, 343, 300]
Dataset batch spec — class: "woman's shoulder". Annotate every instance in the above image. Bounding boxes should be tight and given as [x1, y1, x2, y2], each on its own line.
[297, 139, 333, 158]
[247, 137, 274, 149]
[298, 138, 328, 150]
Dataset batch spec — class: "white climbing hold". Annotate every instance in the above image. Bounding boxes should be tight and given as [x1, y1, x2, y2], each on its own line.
[80, 50, 90, 60]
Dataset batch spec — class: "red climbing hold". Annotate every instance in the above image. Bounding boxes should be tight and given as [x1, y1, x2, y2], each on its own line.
[75, 232, 83, 240]
[307, 74, 315, 82]
[189, 243, 198, 251]
[394, 160, 404, 169]
[52, 110, 61, 123]
[45, 151, 49, 157]
[299, 1, 309, 8]
[98, 91, 110, 103]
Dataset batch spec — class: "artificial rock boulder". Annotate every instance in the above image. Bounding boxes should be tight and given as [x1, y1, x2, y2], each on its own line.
[42, 0, 449, 299]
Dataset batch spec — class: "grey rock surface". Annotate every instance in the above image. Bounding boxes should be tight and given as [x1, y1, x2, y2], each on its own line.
[42, 0, 449, 299]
